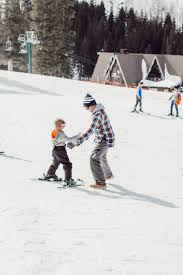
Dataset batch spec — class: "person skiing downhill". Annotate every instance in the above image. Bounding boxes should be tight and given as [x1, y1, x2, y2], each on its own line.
[68, 94, 115, 189]
[132, 81, 144, 113]
[45, 118, 80, 184]
[168, 87, 182, 117]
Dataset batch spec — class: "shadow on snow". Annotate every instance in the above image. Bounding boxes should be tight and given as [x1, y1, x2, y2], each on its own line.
[0, 76, 62, 96]
[77, 183, 178, 209]
[0, 153, 32, 163]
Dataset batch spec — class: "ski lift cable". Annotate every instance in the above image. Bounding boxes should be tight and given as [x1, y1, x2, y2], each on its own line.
[73, 54, 96, 65]
[68, 53, 96, 66]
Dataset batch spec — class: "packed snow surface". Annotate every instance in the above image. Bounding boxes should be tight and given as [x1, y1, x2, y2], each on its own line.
[0, 70, 183, 275]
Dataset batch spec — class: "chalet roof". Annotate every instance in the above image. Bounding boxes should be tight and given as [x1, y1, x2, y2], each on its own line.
[117, 54, 144, 84]
[91, 52, 183, 86]
[165, 55, 183, 76]
[91, 52, 113, 83]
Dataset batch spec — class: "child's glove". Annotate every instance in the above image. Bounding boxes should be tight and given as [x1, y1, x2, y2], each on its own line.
[67, 142, 76, 149]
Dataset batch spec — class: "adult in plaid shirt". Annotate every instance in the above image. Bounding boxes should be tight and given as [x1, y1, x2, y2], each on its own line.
[68, 94, 115, 189]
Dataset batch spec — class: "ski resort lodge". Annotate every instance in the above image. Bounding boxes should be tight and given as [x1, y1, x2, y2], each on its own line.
[91, 50, 183, 91]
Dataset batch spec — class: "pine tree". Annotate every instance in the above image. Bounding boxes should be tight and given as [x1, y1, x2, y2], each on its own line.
[4, 0, 25, 43]
[4, 0, 26, 71]
[21, 0, 32, 30]
[114, 6, 126, 51]
[0, 5, 7, 68]
[104, 7, 115, 52]
[32, 0, 75, 77]
[161, 13, 174, 54]
[73, 0, 106, 78]
[126, 8, 138, 52]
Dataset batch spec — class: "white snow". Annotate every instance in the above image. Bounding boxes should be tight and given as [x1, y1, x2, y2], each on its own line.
[0, 70, 183, 275]
[143, 79, 180, 89]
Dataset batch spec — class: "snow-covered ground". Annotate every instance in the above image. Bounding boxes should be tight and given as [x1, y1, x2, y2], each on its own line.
[0, 70, 183, 275]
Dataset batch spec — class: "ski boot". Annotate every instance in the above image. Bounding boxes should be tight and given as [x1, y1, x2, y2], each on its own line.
[131, 108, 138, 113]
[168, 113, 173, 116]
[64, 179, 76, 187]
[139, 108, 143, 113]
[44, 174, 59, 181]
[90, 182, 107, 189]
[105, 175, 114, 181]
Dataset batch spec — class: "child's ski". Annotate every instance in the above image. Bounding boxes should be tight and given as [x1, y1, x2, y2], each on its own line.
[30, 177, 85, 188]
[58, 179, 85, 189]
[38, 177, 64, 182]
[30, 174, 64, 183]
[38, 176, 64, 182]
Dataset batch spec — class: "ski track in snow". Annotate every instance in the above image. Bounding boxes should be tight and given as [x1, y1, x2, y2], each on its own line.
[0, 70, 183, 275]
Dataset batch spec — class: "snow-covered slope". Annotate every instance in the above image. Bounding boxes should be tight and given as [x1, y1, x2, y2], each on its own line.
[0, 70, 183, 275]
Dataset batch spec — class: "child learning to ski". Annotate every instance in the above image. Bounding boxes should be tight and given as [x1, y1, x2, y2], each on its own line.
[132, 81, 144, 113]
[44, 118, 80, 184]
[168, 87, 182, 117]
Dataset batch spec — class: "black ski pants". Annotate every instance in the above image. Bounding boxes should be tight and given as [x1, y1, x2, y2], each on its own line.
[47, 146, 72, 181]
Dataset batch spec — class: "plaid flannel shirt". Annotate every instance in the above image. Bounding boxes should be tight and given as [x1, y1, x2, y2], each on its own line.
[78, 104, 115, 147]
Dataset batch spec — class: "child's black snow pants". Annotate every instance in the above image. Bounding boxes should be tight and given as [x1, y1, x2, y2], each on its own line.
[47, 146, 72, 181]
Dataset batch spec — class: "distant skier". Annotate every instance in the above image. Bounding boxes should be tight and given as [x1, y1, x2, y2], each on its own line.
[68, 94, 115, 189]
[45, 118, 80, 184]
[168, 87, 182, 117]
[132, 81, 144, 113]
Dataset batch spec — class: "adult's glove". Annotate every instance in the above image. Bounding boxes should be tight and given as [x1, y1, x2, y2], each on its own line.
[67, 137, 83, 149]
[76, 137, 83, 146]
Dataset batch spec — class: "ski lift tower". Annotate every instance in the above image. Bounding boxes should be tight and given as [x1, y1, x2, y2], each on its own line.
[18, 31, 39, 73]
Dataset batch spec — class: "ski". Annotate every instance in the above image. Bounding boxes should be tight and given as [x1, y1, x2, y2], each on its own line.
[167, 115, 183, 119]
[30, 177, 85, 188]
[58, 180, 85, 189]
[131, 110, 139, 114]
[30, 177, 64, 183]
[0, 151, 5, 154]
[38, 177, 64, 182]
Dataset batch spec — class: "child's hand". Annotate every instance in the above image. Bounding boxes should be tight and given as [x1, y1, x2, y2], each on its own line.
[67, 142, 76, 149]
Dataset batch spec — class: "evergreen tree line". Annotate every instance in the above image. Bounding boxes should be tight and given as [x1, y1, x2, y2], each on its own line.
[74, 1, 183, 78]
[0, 0, 183, 79]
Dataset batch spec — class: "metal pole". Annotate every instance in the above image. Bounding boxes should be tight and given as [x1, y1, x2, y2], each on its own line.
[27, 42, 32, 73]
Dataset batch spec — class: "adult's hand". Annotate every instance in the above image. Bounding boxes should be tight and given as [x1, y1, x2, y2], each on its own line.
[76, 137, 83, 146]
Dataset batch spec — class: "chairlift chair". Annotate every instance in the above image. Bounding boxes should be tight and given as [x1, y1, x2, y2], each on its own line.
[19, 43, 27, 54]
[5, 38, 13, 52]
[18, 34, 26, 43]
[26, 31, 39, 45]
